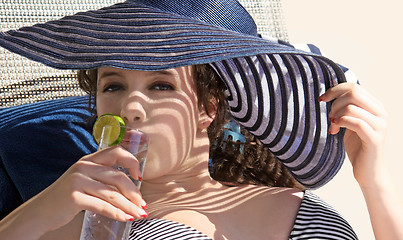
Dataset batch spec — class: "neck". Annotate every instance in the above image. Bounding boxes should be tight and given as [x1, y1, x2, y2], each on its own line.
[140, 129, 221, 199]
[141, 166, 217, 196]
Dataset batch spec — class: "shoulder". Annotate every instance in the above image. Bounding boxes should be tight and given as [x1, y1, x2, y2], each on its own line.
[225, 185, 304, 213]
[234, 185, 304, 237]
[289, 191, 358, 239]
[239, 185, 304, 206]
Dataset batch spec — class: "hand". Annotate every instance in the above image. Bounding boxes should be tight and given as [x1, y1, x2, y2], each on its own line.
[2, 146, 148, 237]
[319, 82, 388, 187]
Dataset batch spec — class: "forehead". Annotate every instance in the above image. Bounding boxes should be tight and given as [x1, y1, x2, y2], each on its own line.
[98, 66, 194, 83]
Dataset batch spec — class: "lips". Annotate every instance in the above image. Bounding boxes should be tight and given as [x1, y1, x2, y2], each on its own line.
[122, 129, 148, 145]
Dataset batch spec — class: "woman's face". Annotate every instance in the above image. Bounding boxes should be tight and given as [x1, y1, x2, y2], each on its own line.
[96, 66, 206, 180]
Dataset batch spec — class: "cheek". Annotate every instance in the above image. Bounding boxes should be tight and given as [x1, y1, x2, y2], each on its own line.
[142, 98, 198, 179]
[142, 124, 181, 178]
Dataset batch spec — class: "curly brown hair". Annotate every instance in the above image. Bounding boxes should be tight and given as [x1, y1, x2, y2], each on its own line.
[77, 65, 304, 190]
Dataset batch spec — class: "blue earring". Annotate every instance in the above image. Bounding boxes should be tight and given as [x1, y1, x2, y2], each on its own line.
[209, 120, 246, 175]
[222, 120, 246, 153]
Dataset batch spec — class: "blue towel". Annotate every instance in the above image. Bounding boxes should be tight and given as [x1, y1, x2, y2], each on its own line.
[0, 96, 97, 218]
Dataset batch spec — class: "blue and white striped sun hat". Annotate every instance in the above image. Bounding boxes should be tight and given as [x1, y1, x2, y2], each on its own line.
[0, 0, 347, 189]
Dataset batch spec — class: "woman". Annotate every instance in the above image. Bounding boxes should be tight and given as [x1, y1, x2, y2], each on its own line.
[0, 0, 402, 239]
[0, 64, 399, 239]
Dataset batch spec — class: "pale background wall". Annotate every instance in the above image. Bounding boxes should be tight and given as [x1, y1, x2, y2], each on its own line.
[282, 1, 403, 239]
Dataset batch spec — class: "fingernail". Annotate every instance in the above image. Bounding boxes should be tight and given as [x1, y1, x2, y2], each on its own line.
[141, 199, 148, 210]
[138, 176, 142, 182]
[126, 214, 135, 221]
[139, 209, 148, 218]
[331, 118, 338, 124]
[318, 96, 325, 102]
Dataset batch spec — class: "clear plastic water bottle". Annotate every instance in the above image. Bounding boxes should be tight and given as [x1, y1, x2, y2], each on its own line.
[80, 125, 148, 240]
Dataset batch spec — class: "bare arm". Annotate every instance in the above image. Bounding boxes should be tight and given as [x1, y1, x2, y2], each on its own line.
[321, 82, 403, 240]
[0, 201, 83, 240]
[39, 212, 84, 240]
[0, 146, 146, 239]
[359, 171, 403, 240]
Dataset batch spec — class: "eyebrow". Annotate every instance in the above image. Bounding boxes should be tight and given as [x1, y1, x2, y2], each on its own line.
[98, 71, 124, 80]
[149, 70, 176, 77]
[98, 69, 175, 81]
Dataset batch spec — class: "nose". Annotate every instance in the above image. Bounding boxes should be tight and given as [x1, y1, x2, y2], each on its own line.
[120, 94, 146, 124]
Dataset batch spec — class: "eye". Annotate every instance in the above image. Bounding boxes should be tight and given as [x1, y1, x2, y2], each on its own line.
[149, 82, 175, 91]
[102, 83, 124, 93]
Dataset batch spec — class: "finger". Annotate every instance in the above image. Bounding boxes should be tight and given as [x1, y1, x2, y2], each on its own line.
[330, 104, 386, 133]
[319, 82, 384, 111]
[72, 160, 146, 209]
[84, 179, 147, 218]
[87, 163, 143, 204]
[77, 191, 147, 222]
[81, 146, 142, 181]
[53, 167, 136, 222]
[331, 93, 385, 120]
[319, 82, 356, 101]
[321, 83, 386, 118]
[329, 115, 383, 146]
[329, 115, 372, 140]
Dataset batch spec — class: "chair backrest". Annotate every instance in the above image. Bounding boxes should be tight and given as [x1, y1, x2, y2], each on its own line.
[0, 0, 288, 108]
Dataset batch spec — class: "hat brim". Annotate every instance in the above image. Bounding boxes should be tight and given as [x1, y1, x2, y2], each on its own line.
[0, 1, 324, 70]
[211, 55, 345, 188]
[0, 0, 346, 188]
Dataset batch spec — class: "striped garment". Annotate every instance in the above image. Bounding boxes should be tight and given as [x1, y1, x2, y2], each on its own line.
[128, 191, 358, 240]
[289, 191, 358, 239]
